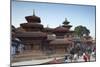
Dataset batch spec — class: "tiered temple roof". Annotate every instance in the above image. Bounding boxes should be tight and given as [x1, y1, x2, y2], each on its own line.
[16, 10, 47, 38]
[53, 26, 69, 33]
[62, 18, 72, 29]
[25, 10, 41, 23]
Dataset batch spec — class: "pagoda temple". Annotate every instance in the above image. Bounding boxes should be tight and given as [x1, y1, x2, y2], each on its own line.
[16, 11, 47, 53]
[12, 11, 77, 62]
[49, 18, 74, 54]
[14, 11, 75, 54]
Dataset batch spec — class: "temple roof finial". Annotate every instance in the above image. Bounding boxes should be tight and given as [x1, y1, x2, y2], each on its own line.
[33, 9, 35, 16]
[65, 17, 68, 21]
[63, 17, 70, 25]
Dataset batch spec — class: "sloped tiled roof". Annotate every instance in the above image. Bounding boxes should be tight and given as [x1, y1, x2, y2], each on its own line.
[50, 39, 72, 45]
[16, 32, 47, 38]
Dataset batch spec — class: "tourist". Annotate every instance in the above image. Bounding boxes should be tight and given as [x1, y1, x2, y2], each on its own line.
[93, 47, 96, 53]
[69, 54, 73, 62]
[87, 47, 92, 54]
[83, 53, 88, 62]
[92, 46, 96, 56]
[91, 51, 95, 58]
[85, 52, 90, 61]
[64, 55, 68, 63]
[73, 54, 78, 62]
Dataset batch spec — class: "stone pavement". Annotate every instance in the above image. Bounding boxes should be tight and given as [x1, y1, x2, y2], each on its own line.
[11, 56, 64, 66]
[11, 54, 95, 66]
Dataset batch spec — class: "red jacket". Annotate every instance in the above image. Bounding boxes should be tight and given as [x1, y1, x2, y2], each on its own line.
[83, 55, 88, 62]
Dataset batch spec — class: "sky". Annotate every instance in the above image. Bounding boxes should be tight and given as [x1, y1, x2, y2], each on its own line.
[12, 0, 96, 38]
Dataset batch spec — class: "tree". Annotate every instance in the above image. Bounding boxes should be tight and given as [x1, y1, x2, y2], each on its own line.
[83, 27, 90, 36]
[74, 25, 90, 37]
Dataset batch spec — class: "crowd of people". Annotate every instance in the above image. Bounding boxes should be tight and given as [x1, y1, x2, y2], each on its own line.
[64, 44, 96, 63]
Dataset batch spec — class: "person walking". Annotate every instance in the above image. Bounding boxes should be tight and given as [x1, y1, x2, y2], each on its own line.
[83, 53, 88, 62]
[64, 55, 68, 63]
[86, 52, 90, 61]
[73, 54, 78, 62]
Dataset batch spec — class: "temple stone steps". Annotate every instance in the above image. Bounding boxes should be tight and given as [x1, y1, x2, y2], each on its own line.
[16, 50, 45, 57]
[11, 50, 67, 63]
[12, 50, 47, 62]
